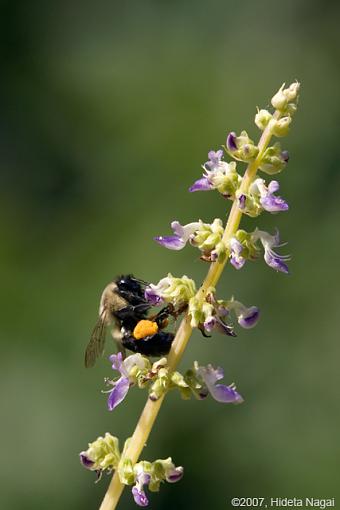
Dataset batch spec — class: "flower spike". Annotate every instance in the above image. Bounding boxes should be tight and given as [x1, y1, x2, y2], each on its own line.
[82, 82, 300, 509]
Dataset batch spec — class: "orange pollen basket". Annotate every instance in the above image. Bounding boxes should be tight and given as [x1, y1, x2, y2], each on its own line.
[133, 320, 159, 340]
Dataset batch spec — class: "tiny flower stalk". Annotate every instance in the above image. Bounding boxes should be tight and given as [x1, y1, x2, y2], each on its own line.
[88, 82, 300, 510]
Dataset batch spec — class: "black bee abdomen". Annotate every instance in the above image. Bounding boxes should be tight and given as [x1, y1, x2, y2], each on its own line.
[122, 331, 175, 357]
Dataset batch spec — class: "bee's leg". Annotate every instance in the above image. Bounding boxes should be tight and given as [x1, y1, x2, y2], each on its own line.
[172, 303, 188, 319]
[115, 304, 149, 321]
[149, 304, 175, 327]
[132, 303, 152, 314]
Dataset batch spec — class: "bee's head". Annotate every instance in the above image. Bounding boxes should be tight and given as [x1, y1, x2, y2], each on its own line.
[115, 274, 145, 297]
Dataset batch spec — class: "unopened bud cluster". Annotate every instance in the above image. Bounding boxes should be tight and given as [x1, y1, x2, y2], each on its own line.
[80, 434, 183, 507]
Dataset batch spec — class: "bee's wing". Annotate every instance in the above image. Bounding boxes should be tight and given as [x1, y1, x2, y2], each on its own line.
[110, 321, 126, 359]
[85, 311, 107, 368]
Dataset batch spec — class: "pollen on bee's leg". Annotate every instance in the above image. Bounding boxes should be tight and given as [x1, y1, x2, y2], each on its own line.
[133, 320, 159, 340]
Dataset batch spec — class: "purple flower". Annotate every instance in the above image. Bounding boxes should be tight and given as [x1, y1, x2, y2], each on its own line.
[229, 237, 246, 269]
[228, 300, 260, 329]
[251, 178, 288, 213]
[226, 132, 238, 152]
[281, 150, 289, 163]
[189, 149, 240, 197]
[110, 351, 126, 372]
[107, 377, 130, 411]
[165, 465, 184, 483]
[189, 176, 213, 192]
[132, 486, 148, 507]
[238, 194, 246, 210]
[154, 221, 200, 250]
[189, 150, 224, 193]
[201, 294, 236, 337]
[106, 353, 148, 411]
[238, 306, 260, 328]
[203, 315, 236, 337]
[79, 453, 95, 469]
[252, 229, 290, 274]
[205, 149, 224, 170]
[203, 315, 216, 333]
[145, 275, 177, 305]
[144, 286, 163, 305]
[132, 470, 151, 507]
[196, 364, 243, 404]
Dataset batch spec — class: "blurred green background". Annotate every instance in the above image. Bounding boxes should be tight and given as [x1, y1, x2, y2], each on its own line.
[1, 0, 339, 508]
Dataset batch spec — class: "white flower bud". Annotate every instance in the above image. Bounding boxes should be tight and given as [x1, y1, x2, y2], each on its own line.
[272, 116, 292, 137]
[271, 82, 300, 111]
[255, 109, 272, 130]
[271, 83, 287, 110]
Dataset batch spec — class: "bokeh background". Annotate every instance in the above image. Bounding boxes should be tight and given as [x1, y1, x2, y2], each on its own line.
[1, 0, 340, 508]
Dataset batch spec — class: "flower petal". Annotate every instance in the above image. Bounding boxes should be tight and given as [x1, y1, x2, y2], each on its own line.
[281, 150, 289, 163]
[206, 149, 224, 169]
[196, 364, 243, 404]
[107, 377, 130, 411]
[189, 177, 212, 192]
[109, 352, 124, 374]
[264, 251, 290, 274]
[226, 132, 238, 151]
[123, 353, 148, 373]
[238, 306, 260, 328]
[166, 466, 184, 483]
[209, 383, 244, 404]
[132, 486, 149, 507]
[144, 287, 164, 305]
[238, 194, 246, 210]
[203, 316, 216, 333]
[268, 180, 280, 193]
[260, 195, 289, 213]
[154, 235, 186, 250]
[79, 452, 95, 469]
[229, 237, 246, 269]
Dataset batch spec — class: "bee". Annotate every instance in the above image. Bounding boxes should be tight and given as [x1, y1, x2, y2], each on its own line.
[84, 274, 186, 368]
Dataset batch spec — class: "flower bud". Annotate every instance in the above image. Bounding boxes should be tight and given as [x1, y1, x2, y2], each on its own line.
[188, 296, 208, 328]
[255, 109, 272, 130]
[272, 116, 292, 137]
[149, 372, 169, 401]
[271, 83, 287, 110]
[119, 458, 136, 485]
[258, 143, 288, 175]
[271, 82, 300, 112]
[285, 81, 300, 102]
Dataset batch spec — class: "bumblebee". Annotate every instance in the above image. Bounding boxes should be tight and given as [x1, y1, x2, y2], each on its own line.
[85, 274, 185, 368]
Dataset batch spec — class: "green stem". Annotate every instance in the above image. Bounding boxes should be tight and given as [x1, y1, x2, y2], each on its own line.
[99, 110, 281, 510]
